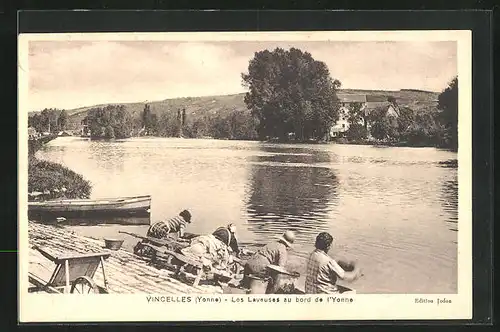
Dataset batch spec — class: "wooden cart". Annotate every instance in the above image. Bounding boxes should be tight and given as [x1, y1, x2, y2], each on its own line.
[28, 246, 111, 294]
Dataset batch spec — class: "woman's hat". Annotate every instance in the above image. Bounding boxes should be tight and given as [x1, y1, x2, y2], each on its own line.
[179, 209, 192, 223]
[278, 230, 295, 247]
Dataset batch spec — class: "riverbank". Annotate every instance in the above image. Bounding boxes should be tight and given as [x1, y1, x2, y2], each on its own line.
[29, 135, 92, 200]
[28, 134, 58, 155]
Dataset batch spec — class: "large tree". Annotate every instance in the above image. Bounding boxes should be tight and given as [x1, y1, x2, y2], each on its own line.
[84, 105, 133, 139]
[242, 47, 341, 141]
[437, 76, 458, 150]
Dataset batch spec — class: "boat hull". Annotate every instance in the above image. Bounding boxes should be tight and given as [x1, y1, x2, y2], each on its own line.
[28, 196, 151, 221]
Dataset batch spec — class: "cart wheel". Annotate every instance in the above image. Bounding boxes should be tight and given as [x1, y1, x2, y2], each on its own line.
[70, 276, 100, 294]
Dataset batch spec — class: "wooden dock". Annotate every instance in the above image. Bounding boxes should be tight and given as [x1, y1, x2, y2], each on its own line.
[28, 221, 223, 294]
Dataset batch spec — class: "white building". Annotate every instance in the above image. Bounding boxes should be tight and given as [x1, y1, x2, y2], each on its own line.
[330, 94, 399, 138]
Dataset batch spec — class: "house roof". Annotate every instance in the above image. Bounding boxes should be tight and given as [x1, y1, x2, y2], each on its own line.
[365, 101, 392, 109]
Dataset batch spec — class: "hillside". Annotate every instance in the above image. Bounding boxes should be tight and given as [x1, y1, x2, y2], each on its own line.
[63, 89, 439, 130]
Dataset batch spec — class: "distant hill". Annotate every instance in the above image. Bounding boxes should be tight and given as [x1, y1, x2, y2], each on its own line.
[63, 89, 440, 130]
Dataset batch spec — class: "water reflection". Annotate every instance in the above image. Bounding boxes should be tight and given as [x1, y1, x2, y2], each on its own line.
[88, 141, 126, 172]
[246, 145, 339, 244]
[441, 176, 458, 225]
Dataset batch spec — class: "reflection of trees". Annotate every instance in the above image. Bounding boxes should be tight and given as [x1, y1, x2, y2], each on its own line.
[440, 175, 458, 225]
[88, 141, 126, 172]
[246, 145, 339, 239]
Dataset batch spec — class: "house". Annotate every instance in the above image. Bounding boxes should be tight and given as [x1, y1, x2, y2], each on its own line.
[28, 127, 39, 139]
[330, 94, 399, 138]
[57, 131, 72, 137]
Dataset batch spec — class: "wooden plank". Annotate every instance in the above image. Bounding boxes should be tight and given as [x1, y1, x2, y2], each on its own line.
[55, 252, 111, 263]
[28, 273, 62, 294]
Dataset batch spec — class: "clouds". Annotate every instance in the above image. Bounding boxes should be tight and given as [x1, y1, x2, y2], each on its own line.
[27, 40, 457, 111]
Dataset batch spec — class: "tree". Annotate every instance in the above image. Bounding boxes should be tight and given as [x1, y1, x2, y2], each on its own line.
[346, 123, 368, 141]
[369, 107, 399, 141]
[437, 76, 458, 150]
[113, 105, 133, 138]
[242, 47, 340, 141]
[346, 102, 367, 130]
[58, 110, 68, 130]
[397, 107, 415, 134]
[404, 110, 442, 146]
[141, 104, 157, 135]
[181, 109, 186, 126]
[28, 113, 43, 132]
[40, 109, 51, 132]
[84, 105, 133, 139]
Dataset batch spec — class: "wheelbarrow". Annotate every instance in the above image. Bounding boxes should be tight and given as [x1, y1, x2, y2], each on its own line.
[28, 245, 110, 294]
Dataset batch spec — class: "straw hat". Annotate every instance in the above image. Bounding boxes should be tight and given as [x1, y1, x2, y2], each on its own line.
[278, 230, 295, 247]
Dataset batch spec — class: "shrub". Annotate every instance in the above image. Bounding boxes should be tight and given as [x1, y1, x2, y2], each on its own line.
[345, 123, 368, 141]
[28, 157, 92, 199]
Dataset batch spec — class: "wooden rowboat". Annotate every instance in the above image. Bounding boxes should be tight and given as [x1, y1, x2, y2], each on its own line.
[28, 195, 151, 219]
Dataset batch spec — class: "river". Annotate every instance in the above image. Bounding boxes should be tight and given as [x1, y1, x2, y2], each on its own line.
[35, 136, 458, 294]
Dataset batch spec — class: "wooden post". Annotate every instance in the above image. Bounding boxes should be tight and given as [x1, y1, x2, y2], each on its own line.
[100, 256, 108, 291]
[192, 268, 203, 287]
[64, 260, 70, 293]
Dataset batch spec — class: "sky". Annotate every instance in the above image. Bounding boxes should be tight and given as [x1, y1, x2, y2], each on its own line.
[26, 40, 457, 112]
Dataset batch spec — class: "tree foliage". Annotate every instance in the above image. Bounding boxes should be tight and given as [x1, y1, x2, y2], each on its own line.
[402, 109, 445, 146]
[84, 105, 133, 139]
[28, 108, 68, 133]
[437, 76, 458, 150]
[346, 102, 367, 132]
[345, 123, 368, 141]
[28, 157, 92, 199]
[141, 104, 158, 135]
[368, 107, 399, 141]
[242, 47, 340, 141]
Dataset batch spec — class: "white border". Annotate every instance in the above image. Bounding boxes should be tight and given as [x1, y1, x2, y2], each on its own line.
[18, 31, 472, 322]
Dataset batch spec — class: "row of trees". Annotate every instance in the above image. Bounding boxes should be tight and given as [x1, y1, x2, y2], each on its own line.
[28, 108, 68, 133]
[140, 105, 258, 140]
[80, 103, 258, 141]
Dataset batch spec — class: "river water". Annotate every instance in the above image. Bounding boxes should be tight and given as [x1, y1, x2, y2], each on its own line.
[35, 137, 458, 294]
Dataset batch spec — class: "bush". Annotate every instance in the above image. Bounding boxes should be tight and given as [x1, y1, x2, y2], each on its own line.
[370, 117, 399, 141]
[28, 157, 92, 199]
[345, 123, 368, 141]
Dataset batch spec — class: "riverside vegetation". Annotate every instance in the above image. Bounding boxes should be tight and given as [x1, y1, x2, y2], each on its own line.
[28, 132, 92, 200]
